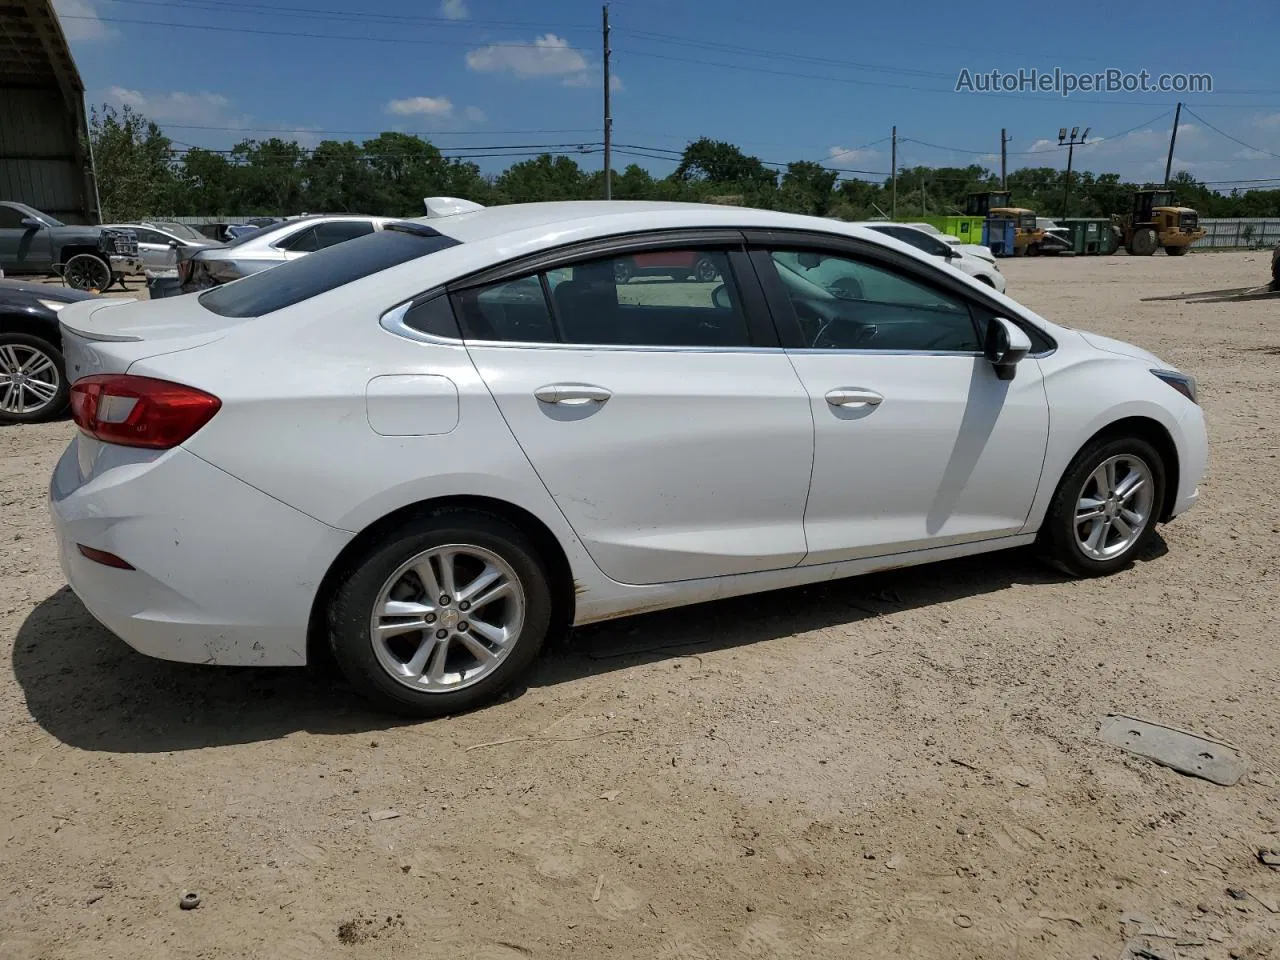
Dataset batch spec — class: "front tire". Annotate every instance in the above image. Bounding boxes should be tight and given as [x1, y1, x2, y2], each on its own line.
[1165, 244, 1189, 256]
[0, 333, 69, 424]
[1038, 436, 1166, 577]
[327, 510, 553, 717]
[63, 253, 111, 291]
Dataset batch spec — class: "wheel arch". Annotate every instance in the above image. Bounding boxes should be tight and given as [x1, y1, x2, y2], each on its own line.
[1063, 415, 1181, 523]
[307, 494, 576, 668]
[0, 312, 62, 347]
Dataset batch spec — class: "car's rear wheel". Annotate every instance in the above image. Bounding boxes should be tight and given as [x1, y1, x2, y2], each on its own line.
[1039, 436, 1166, 577]
[328, 510, 553, 716]
[63, 253, 111, 291]
[0, 333, 68, 424]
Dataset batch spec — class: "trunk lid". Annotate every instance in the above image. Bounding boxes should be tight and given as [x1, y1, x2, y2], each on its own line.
[58, 294, 245, 378]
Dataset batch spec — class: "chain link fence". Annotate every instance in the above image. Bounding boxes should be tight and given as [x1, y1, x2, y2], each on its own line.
[1192, 218, 1280, 250]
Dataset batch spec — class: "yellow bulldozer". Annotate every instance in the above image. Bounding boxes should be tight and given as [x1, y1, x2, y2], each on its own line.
[965, 191, 1045, 255]
[1112, 188, 1206, 256]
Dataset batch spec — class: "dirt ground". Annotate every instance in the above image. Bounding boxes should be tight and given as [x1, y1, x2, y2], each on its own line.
[2, 250, 1278, 960]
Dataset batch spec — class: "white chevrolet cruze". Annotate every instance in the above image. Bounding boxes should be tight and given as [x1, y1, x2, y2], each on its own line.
[49, 200, 1207, 716]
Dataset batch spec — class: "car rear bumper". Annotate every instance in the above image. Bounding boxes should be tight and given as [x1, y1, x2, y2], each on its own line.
[49, 435, 352, 666]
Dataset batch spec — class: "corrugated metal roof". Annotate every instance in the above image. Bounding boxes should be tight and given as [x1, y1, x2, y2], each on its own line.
[0, 0, 84, 94]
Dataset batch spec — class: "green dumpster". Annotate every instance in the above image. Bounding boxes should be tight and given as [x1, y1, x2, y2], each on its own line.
[917, 216, 986, 242]
[1059, 218, 1114, 255]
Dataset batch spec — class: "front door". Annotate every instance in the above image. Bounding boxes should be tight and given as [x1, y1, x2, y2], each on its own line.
[756, 245, 1049, 565]
[0, 205, 53, 273]
[458, 244, 815, 586]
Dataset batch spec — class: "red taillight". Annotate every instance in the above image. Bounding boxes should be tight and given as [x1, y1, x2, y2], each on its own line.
[70, 375, 221, 449]
[77, 544, 135, 569]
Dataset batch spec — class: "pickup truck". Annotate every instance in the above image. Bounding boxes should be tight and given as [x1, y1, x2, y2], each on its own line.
[0, 201, 141, 291]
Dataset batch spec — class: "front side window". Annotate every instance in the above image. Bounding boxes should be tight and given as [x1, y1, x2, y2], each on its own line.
[769, 249, 979, 352]
[0, 206, 28, 229]
[134, 228, 168, 245]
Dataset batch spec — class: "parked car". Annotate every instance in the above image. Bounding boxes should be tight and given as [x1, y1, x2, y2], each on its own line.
[613, 249, 721, 283]
[224, 224, 261, 241]
[1035, 218, 1074, 255]
[50, 199, 1206, 717]
[0, 202, 141, 291]
[103, 222, 218, 272]
[0, 279, 99, 423]
[864, 222, 1007, 293]
[177, 214, 397, 293]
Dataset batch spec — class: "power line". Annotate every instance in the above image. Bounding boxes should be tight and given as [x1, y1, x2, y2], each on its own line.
[61, 14, 585, 47]
[157, 123, 601, 137]
[112, 0, 592, 30]
[1182, 107, 1280, 160]
[617, 27, 954, 80]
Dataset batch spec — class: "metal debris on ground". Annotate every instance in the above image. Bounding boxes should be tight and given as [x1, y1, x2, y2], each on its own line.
[367, 810, 401, 822]
[1097, 715, 1248, 785]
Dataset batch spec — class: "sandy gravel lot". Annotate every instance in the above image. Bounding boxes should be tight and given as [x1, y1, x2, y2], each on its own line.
[2, 251, 1278, 960]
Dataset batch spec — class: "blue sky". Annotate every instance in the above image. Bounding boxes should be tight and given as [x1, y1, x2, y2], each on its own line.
[54, 0, 1280, 189]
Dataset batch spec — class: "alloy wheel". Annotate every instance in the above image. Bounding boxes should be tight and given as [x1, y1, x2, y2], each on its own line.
[0, 343, 61, 416]
[369, 544, 526, 693]
[64, 254, 110, 291]
[1074, 454, 1155, 561]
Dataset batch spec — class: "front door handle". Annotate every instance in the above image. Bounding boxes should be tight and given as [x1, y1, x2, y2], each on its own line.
[825, 388, 883, 408]
[534, 383, 613, 405]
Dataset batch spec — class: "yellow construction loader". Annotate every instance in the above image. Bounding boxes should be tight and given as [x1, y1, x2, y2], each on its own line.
[965, 191, 1045, 255]
[1112, 188, 1206, 256]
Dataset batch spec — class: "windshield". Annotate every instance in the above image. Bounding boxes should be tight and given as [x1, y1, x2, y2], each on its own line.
[199, 224, 460, 318]
[153, 222, 205, 241]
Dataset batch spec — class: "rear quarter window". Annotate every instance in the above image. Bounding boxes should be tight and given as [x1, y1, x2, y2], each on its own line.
[199, 226, 460, 318]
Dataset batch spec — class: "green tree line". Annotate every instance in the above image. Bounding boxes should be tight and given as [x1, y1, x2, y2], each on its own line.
[90, 103, 1280, 224]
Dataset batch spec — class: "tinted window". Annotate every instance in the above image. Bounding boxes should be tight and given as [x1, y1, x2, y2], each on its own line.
[314, 220, 376, 249]
[133, 228, 169, 245]
[453, 276, 556, 343]
[550, 249, 750, 347]
[200, 226, 460, 318]
[402, 294, 462, 339]
[279, 226, 318, 252]
[769, 250, 979, 352]
[875, 226, 948, 257]
[0, 206, 28, 229]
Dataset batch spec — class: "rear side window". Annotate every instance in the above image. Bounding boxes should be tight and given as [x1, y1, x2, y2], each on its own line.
[314, 220, 376, 248]
[200, 226, 460, 318]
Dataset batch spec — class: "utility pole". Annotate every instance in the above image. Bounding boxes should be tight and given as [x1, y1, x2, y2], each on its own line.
[1000, 128, 1008, 190]
[602, 4, 612, 200]
[1057, 125, 1089, 218]
[1163, 101, 1182, 187]
[890, 125, 897, 220]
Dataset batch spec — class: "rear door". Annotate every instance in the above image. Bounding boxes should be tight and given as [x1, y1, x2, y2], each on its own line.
[456, 236, 815, 586]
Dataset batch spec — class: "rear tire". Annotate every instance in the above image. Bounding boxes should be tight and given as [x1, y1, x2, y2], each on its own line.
[0, 333, 69, 424]
[327, 510, 553, 717]
[1038, 435, 1166, 578]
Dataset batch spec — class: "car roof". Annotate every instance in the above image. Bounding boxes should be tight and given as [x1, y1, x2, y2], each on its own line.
[221, 214, 394, 250]
[411, 201, 889, 247]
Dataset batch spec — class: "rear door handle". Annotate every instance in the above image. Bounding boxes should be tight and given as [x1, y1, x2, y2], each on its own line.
[825, 388, 883, 408]
[534, 383, 613, 405]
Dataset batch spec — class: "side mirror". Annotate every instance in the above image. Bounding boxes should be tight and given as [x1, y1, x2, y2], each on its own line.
[20, 217, 42, 229]
[168, 239, 180, 248]
[985, 316, 1032, 381]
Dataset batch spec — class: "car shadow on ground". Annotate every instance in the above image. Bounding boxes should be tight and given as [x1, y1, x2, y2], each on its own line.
[13, 538, 1167, 754]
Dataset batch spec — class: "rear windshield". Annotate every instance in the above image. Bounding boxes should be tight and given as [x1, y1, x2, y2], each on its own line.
[199, 225, 461, 318]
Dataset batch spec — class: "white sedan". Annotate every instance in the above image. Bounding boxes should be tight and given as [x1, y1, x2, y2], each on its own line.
[49, 199, 1207, 716]
[862, 222, 1006, 292]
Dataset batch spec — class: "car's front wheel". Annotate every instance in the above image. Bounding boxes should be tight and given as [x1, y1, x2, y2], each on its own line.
[1039, 435, 1166, 577]
[328, 510, 553, 716]
[63, 253, 112, 291]
[0, 333, 69, 424]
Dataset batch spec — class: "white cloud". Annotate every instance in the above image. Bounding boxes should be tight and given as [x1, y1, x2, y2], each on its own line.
[826, 146, 881, 165]
[105, 86, 236, 125]
[1254, 112, 1280, 130]
[464, 105, 487, 123]
[439, 0, 468, 18]
[1233, 148, 1272, 161]
[386, 96, 454, 117]
[52, 0, 110, 42]
[467, 33, 589, 79]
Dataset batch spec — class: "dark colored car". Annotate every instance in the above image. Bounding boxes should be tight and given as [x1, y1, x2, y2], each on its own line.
[0, 202, 141, 291]
[0, 280, 99, 423]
